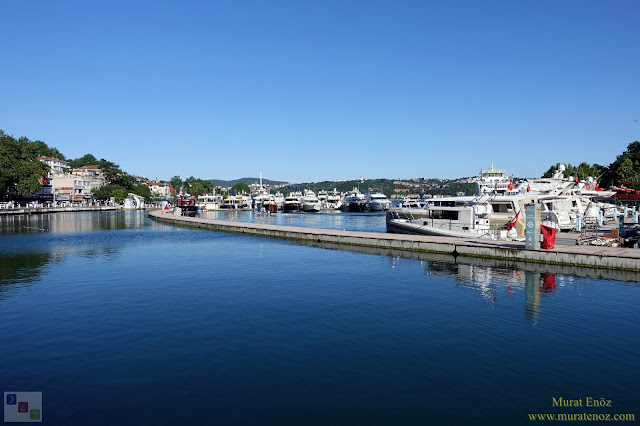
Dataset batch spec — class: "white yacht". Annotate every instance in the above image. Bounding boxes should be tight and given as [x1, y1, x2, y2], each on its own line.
[283, 192, 303, 212]
[325, 189, 342, 210]
[221, 196, 244, 209]
[274, 192, 285, 210]
[476, 163, 513, 195]
[196, 193, 223, 211]
[387, 201, 495, 238]
[301, 189, 322, 212]
[365, 190, 392, 211]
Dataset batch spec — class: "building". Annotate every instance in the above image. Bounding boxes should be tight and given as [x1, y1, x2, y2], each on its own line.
[147, 182, 174, 199]
[36, 159, 107, 203]
[37, 156, 69, 175]
[71, 166, 106, 195]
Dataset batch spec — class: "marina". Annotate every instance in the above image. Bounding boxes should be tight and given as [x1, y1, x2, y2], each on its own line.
[1, 210, 638, 425]
[3, 1, 640, 424]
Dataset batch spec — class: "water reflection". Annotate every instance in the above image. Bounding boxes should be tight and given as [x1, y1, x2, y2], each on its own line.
[295, 238, 640, 325]
[202, 209, 387, 232]
[0, 211, 147, 234]
[0, 252, 56, 300]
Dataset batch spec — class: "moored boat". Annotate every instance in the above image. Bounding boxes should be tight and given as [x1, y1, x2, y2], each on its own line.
[302, 189, 322, 212]
[365, 189, 392, 211]
[283, 192, 303, 212]
[340, 188, 367, 212]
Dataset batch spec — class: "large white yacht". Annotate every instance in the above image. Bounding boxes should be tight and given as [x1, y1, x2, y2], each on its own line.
[325, 189, 342, 210]
[274, 192, 285, 210]
[196, 193, 223, 211]
[283, 192, 303, 212]
[301, 189, 322, 212]
[476, 163, 512, 195]
[365, 190, 392, 211]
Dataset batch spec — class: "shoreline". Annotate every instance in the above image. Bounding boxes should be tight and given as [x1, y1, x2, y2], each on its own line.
[0, 206, 121, 215]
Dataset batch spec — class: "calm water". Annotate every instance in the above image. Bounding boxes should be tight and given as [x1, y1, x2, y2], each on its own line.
[201, 209, 389, 232]
[1, 211, 639, 425]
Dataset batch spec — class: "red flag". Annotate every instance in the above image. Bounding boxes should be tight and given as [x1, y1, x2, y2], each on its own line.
[506, 211, 520, 231]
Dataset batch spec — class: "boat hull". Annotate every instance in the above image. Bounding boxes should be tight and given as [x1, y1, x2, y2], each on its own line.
[386, 219, 493, 239]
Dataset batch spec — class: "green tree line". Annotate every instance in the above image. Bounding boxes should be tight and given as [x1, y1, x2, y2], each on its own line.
[542, 141, 640, 187]
[0, 130, 152, 202]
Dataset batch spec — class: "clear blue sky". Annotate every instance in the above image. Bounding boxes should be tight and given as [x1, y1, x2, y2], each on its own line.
[2, 0, 639, 183]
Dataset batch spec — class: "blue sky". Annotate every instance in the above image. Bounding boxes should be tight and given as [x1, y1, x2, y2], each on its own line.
[2, 0, 639, 183]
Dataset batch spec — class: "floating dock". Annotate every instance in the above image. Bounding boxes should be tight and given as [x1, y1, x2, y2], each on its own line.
[149, 210, 640, 272]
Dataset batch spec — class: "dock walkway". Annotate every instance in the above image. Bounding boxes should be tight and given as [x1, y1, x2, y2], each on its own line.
[149, 210, 640, 272]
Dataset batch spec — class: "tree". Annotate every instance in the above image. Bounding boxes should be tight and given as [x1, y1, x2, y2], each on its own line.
[0, 131, 49, 199]
[231, 182, 251, 194]
[600, 141, 640, 186]
[92, 184, 129, 202]
[67, 153, 98, 169]
[170, 175, 183, 193]
[131, 183, 152, 200]
[617, 158, 635, 181]
[29, 139, 66, 160]
[184, 176, 213, 196]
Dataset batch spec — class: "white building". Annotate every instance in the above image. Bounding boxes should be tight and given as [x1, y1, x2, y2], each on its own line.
[71, 165, 106, 194]
[37, 156, 69, 175]
[147, 181, 174, 199]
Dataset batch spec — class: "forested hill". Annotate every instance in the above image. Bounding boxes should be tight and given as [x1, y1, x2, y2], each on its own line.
[276, 178, 476, 198]
[208, 177, 289, 187]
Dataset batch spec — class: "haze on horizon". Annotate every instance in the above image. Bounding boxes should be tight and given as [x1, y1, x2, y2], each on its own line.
[2, 1, 638, 183]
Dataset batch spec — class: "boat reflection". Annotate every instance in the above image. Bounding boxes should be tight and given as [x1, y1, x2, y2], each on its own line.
[295, 238, 640, 324]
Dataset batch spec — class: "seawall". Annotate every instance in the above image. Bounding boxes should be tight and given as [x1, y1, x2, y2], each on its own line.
[149, 210, 640, 272]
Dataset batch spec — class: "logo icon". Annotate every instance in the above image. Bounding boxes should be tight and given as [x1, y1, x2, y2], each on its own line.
[3, 392, 42, 423]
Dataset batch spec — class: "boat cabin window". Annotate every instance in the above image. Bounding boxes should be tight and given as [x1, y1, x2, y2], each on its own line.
[432, 201, 456, 207]
[428, 210, 459, 220]
[490, 202, 514, 213]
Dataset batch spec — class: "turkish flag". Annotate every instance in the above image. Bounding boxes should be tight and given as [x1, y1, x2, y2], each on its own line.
[506, 210, 520, 230]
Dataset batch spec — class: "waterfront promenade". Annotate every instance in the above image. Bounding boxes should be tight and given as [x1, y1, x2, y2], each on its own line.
[0, 205, 118, 215]
[149, 210, 640, 272]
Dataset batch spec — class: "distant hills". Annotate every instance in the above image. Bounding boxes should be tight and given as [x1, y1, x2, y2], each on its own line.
[208, 177, 290, 187]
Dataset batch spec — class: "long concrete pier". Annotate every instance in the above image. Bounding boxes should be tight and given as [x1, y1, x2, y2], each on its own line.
[149, 210, 640, 272]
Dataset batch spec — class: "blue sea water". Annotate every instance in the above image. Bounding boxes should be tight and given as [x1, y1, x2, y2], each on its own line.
[0, 211, 638, 425]
[201, 209, 389, 232]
